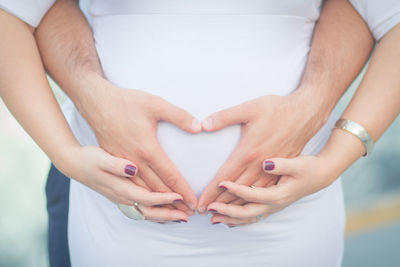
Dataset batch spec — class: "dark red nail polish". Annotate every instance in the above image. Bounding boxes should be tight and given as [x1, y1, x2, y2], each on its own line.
[208, 209, 217, 212]
[264, 161, 275, 171]
[212, 222, 220, 225]
[173, 220, 182, 223]
[173, 199, 183, 203]
[219, 185, 228, 190]
[125, 164, 136, 176]
[180, 219, 188, 223]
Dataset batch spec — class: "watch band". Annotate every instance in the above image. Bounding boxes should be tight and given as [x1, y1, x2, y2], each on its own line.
[334, 118, 374, 157]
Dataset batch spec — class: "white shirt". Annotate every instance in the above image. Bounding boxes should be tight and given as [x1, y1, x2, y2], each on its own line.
[0, 0, 54, 27]
[65, 1, 347, 266]
[350, 0, 400, 41]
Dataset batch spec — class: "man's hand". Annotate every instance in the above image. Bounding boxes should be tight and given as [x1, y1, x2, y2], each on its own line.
[197, 92, 325, 212]
[74, 75, 201, 213]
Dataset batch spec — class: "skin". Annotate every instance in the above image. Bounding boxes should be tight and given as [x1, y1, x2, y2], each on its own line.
[35, 0, 200, 217]
[198, 0, 374, 213]
[207, 17, 400, 226]
[0, 9, 190, 223]
[35, 0, 373, 223]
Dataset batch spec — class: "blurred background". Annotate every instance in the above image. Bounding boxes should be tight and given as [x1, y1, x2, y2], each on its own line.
[0, 66, 399, 266]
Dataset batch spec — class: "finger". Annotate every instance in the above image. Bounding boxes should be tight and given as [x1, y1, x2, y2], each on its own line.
[138, 204, 188, 222]
[108, 173, 185, 206]
[139, 165, 194, 214]
[99, 150, 138, 177]
[130, 175, 176, 211]
[148, 146, 198, 210]
[207, 202, 269, 219]
[197, 147, 247, 213]
[202, 102, 253, 132]
[217, 181, 287, 205]
[155, 97, 202, 133]
[214, 166, 261, 203]
[262, 158, 298, 176]
[225, 177, 273, 205]
[211, 213, 256, 226]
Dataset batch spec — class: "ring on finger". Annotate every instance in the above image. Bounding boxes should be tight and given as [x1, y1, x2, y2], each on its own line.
[118, 202, 145, 220]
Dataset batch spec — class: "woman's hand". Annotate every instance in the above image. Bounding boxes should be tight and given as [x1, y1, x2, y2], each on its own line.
[78, 76, 201, 214]
[207, 155, 335, 226]
[197, 93, 328, 213]
[59, 146, 190, 223]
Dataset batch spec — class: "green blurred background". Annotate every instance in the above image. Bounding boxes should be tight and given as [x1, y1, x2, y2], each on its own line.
[0, 69, 399, 266]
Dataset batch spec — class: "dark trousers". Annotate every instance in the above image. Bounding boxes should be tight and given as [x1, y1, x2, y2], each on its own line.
[45, 164, 71, 267]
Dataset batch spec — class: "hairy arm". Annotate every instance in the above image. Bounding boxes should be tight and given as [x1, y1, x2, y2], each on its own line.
[198, 0, 375, 212]
[35, 0, 199, 215]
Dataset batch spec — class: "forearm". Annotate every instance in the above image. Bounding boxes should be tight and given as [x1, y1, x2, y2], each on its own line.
[35, 0, 105, 114]
[0, 10, 80, 172]
[293, 0, 374, 128]
[319, 24, 400, 181]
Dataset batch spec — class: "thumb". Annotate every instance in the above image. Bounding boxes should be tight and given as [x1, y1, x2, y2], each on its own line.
[99, 150, 138, 178]
[262, 158, 299, 176]
[156, 98, 202, 133]
[202, 103, 250, 132]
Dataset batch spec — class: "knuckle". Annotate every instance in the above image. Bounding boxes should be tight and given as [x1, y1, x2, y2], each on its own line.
[243, 150, 260, 163]
[152, 186, 169, 193]
[163, 174, 178, 188]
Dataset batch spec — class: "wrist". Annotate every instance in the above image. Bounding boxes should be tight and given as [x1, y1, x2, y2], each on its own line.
[317, 129, 365, 181]
[287, 88, 331, 139]
[71, 73, 116, 123]
[51, 143, 83, 179]
[291, 85, 333, 126]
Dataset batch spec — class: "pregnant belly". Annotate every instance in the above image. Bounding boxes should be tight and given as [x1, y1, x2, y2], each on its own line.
[70, 13, 318, 192]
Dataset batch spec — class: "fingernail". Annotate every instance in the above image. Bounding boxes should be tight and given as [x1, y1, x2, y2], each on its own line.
[263, 160, 275, 171]
[180, 219, 188, 223]
[208, 209, 217, 212]
[189, 203, 197, 211]
[124, 164, 137, 176]
[219, 185, 228, 190]
[173, 220, 182, 223]
[212, 222, 220, 225]
[202, 117, 213, 130]
[192, 118, 202, 132]
[173, 199, 183, 203]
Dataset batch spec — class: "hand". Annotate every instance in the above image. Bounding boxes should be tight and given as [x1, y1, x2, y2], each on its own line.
[59, 146, 190, 222]
[207, 155, 336, 226]
[198, 93, 326, 213]
[76, 76, 202, 214]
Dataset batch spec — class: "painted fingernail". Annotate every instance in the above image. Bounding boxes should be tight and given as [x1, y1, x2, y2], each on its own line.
[192, 118, 202, 132]
[202, 117, 213, 130]
[263, 160, 275, 171]
[212, 222, 220, 225]
[180, 219, 188, 223]
[173, 220, 182, 223]
[219, 185, 228, 190]
[124, 164, 137, 176]
[173, 199, 183, 203]
[208, 209, 217, 212]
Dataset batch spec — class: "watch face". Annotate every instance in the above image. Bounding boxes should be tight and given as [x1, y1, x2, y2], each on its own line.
[118, 204, 145, 220]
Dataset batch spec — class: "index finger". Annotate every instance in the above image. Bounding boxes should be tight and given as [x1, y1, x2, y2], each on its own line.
[197, 145, 247, 213]
[148, 144, 198, 210]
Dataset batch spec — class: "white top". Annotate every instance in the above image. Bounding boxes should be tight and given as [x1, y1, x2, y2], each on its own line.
[350, 0, 400, 41]
[0, 0, 54, 27]
[64, 1, 346, 266]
